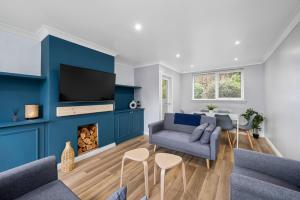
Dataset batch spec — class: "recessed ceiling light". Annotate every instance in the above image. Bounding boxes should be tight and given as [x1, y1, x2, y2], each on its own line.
[235, 41, 240, 45]
[190, 64, 194, 68]
[176, 53, 180, 58]
[134, 23, 142, 31]
[234, 58, 238, 61]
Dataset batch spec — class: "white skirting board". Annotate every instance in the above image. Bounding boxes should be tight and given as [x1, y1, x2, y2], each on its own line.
[57, 142, 116, 169]
[265, 137, 283, 157]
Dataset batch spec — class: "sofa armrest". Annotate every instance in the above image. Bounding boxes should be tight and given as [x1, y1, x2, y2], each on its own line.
[148, 120, 164, 143]
[0, 156, 58, 200]
[231, 173, 300, 200]
[234, 149, 300, 187]
[210, 126, 221, 160]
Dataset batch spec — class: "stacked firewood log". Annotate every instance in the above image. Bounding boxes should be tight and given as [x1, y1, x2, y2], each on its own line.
[78, 125, 98, 155]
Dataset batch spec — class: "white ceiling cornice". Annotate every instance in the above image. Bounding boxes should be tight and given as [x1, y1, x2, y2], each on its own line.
[263, 7, 300, 62]
[134, 62, 182, 73]
[36, 25, 118, 57]
[181, 60, 264, 74]
[0, 22, 39, 40]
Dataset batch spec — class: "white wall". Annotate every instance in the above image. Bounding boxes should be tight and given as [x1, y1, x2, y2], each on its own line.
[180, 64, 265, 115]
[264, 22, 300, 160]
[0, 30, 41, 75]
[159, 65, 182, 113]
[134, 65, 160, 132]
[115, 62, 134, 86]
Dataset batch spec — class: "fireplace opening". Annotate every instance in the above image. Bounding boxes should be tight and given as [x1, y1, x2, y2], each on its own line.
[78, 124, 98, 155]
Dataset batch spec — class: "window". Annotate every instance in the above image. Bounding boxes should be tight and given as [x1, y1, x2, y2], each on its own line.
[193, 70, 244, 100]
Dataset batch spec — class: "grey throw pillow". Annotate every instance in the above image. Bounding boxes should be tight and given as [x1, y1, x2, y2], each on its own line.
[199, 124, 216, 144]
[107, 186, 127, 200]
[189, 123, 208, 142]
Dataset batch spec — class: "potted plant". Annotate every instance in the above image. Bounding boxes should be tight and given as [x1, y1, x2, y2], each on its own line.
[242, 108, 264, 139]
[252, 113, 264, 139]
[207, 104, 217, 113]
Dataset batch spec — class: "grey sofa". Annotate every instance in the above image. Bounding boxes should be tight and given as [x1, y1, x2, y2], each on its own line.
[148, 113, 221, 168]
[0, 156, 80, 200]
[231, 149, 300, 200]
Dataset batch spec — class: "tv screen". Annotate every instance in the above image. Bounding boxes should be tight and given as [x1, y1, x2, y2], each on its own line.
[59, 64, 116, 102]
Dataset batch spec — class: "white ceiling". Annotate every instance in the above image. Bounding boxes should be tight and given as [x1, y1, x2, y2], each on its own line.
[0, 0, 300, 72]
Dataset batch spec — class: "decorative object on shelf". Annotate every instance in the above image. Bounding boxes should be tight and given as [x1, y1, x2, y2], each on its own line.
[12, 108, 19, 122]
[242, 108, 264, 139]
[136, 100, 141, 108]
[25, 104, 39, 119]
[207, 104, 217, 113]
[61, 141, 75, 173]
[129, 100, 137, 109]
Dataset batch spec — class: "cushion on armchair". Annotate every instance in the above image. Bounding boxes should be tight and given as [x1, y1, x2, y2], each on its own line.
[189, 123, 208, 142]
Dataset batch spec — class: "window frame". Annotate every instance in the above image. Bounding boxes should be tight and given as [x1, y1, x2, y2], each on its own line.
[192, 69, 244, 101]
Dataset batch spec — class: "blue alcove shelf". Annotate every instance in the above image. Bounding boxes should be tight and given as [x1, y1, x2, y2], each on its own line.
[115, 84, 141, 111]
[0, 71, 46, 123]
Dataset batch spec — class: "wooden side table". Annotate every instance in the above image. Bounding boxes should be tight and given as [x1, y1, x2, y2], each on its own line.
[120, 148, 149, 198]
[154, 153, 186, 200]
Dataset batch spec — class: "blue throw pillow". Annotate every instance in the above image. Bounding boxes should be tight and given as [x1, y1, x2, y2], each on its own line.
[174, 113, 201, 126]
[107, 186, 127, 200]
[199, 124, 216, 144]
[189, 123, 208, 142]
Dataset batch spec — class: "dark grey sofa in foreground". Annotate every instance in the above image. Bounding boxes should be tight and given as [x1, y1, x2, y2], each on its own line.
[148, 113, 221, 169]
[231, 149, 300, 200]
[0, 156, 80, 200]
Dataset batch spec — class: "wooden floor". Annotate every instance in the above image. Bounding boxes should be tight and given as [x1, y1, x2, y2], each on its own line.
[59, 133, 274, 200]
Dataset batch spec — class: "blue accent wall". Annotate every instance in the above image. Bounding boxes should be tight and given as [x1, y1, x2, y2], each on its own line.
[0, 35, 143, 172]
[41, 35, 115, 162]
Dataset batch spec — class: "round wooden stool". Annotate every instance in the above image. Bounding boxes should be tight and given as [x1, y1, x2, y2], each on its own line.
[120, 148, 149, 198]
[154, 153, 186, 200]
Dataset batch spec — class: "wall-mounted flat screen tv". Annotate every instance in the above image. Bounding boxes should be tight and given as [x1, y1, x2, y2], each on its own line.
[59, 64, 116, 102]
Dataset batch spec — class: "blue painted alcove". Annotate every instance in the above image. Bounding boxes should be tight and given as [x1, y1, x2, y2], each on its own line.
[41, 35, 115, 161]
[0, 35, 143, 172]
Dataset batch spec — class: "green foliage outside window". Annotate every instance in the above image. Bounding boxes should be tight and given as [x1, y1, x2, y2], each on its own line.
[219, 72, 241, 98]
[193, 71, 242, 99]
[162, 79, 167, 99]
[193, 73, 215, 99]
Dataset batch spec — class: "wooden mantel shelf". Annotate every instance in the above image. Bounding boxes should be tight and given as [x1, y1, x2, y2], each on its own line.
[56, 104, 114, 117]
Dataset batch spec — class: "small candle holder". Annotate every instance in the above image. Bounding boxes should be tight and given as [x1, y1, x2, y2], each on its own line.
[25, 104, 39, 119]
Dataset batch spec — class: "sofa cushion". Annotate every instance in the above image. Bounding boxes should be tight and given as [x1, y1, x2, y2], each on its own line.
[152, 130, 210, 158]
[189, 123, 208, 142]
[201, 116, 216, 126]
[199, 123, 216, 144]
[15, 180, 80, 200]
[174, 113, 201, 126]
[233, 166, 300, 192]
[164, 113, 197, 134]
[107, 186, 127, 200]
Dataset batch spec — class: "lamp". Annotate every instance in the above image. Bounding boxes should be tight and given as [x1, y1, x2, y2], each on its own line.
[25, 105, 39, 119]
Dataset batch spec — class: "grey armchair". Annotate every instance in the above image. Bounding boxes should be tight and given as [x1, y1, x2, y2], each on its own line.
[231, 149, 300, 200]
[0, 156, 79, 200]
